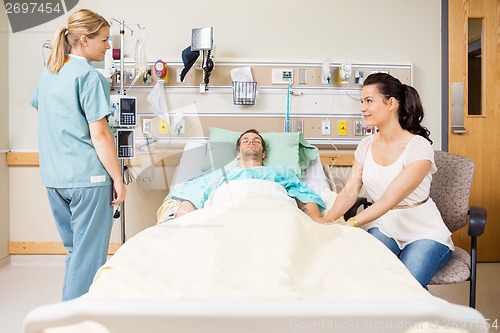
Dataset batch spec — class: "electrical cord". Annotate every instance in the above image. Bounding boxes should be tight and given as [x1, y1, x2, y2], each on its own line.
[203, 49, 214, 85]
[324, 82, 340, 162]
[123, 164, 138, 185]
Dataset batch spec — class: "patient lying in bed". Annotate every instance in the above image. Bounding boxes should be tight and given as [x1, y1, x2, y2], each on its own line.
[164, 129, 325, 222]
[71, 128, 479, 328]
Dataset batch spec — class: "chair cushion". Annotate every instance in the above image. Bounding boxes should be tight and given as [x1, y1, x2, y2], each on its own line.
[429, 247, 471, 285]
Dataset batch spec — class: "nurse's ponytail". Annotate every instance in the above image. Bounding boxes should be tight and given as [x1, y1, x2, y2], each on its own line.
[47, 9, 109, 73]
[363, 73, 433, 144]
[46, 27, 68, 73]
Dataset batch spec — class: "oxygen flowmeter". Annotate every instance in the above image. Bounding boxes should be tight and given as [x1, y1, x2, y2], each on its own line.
[109, 95, 137, 159]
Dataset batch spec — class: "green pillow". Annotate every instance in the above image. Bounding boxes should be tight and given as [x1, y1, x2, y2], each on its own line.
[202, 127, 317, 176]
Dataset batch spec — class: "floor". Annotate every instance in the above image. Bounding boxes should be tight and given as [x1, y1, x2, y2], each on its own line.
[0, 255, 499, 333]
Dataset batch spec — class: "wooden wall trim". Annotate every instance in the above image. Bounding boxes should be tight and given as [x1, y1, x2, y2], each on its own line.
[6, 152, 39, 166]
[320, 153, 355, 167]
[6, 151, 355, 167]
[9, 241, 121, 255]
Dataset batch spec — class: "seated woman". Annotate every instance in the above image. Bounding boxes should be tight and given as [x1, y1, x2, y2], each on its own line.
[317, 73, 453, 289]
[167, 129, 325, 220]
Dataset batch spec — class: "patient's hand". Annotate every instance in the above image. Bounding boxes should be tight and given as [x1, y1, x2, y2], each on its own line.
[311, 216, 333, 224]
[175, 200, 196, 218]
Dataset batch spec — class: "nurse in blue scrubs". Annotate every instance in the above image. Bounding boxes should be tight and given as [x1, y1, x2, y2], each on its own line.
[31, 9, 126, 301]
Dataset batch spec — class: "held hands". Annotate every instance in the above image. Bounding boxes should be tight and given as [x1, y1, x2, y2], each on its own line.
[312, 216, 359, 227]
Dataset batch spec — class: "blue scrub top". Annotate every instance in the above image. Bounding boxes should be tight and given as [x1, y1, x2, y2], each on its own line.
[168, 166, 325, 210]
[31, 55, 112, 188]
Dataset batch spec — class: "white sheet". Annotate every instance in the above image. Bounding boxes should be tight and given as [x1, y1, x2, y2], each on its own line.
[89, 191, 430, 300]
[24, 191, 489, 333]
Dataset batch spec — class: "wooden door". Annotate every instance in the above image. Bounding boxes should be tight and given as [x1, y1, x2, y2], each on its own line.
[448, 0, 500, 261]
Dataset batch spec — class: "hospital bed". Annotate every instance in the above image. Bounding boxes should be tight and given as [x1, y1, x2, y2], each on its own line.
[23, 129, 488, 333]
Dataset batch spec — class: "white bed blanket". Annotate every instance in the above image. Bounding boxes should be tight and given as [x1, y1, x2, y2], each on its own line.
[25, 188, 489, 333]
[89, 191, 431, 301]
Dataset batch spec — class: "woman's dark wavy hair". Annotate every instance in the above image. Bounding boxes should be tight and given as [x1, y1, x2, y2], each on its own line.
[363, 73, 432, 144]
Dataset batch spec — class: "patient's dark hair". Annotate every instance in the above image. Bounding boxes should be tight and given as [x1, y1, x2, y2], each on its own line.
[236, 129, 266, 152]
[363, 73, 432, 144]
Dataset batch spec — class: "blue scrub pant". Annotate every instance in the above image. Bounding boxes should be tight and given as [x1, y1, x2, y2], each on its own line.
[368, 227, 452, 288]
[46, 186, 113, 301]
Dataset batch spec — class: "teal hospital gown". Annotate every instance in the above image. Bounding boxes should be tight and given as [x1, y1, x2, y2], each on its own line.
[168, 166, 325, 210]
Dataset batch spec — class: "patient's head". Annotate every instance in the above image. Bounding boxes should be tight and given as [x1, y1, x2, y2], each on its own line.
[236, 129, 266, 167]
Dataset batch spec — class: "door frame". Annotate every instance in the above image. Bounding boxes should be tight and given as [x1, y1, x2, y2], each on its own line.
[441, 0, 449, 151]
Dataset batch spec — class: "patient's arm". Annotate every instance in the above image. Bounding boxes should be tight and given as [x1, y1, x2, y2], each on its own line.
[176, 200, 196, 218]
[297, 201, 323, 221]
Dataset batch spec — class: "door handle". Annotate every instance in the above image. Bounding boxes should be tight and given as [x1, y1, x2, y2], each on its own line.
[451, 82, 466, 134]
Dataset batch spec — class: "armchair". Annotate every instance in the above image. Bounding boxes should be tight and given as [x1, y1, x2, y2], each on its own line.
[344, 150, 487, 308]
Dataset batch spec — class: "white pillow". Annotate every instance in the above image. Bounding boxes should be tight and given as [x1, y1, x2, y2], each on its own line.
[302, 152, 331, 196]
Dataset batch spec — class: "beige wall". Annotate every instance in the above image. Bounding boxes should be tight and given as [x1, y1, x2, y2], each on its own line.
[8, 0, 442, 244]
[1, 5, 10, 258]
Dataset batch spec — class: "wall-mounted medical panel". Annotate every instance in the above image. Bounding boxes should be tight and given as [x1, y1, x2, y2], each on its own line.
[135, 113, 370, 149]
[110, 61, 411, 149]
[112, 61, 412, 89]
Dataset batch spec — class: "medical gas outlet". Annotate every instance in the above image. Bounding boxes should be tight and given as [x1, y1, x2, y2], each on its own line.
[339, 62, 352, 83]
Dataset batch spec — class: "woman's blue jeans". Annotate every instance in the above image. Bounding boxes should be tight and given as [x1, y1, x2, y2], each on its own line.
[368, 227, 452, 288]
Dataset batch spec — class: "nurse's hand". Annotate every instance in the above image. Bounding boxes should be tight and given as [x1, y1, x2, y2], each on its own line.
[112, 180, 126, 206]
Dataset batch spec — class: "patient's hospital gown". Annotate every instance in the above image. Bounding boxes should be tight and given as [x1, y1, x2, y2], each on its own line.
[168, 166, 324, 210]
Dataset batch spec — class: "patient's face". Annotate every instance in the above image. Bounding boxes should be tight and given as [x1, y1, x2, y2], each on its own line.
[238, 132, 266, 163]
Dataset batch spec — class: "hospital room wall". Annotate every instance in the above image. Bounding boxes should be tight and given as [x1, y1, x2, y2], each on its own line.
[7, 0, 442, 248]
[1, 8, 9, 259]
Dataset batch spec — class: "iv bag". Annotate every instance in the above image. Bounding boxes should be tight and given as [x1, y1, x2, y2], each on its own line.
[135, 28, 147, 75]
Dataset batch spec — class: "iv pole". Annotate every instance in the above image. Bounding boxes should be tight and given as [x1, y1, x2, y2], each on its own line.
[111, 18, 134, 244]
[110, 19, 145, 243]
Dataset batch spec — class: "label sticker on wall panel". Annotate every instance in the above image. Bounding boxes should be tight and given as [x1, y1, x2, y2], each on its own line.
[272, 68, 293, 84]
[338, 121, 348, 135]
[159, 120, 169, 134]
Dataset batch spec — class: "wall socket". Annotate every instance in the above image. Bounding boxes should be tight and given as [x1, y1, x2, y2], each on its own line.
[142, 118, 152, 138]
[354, 120, 363, 136]
[321, 120, 331, 136]
[291, 120, 304, 133]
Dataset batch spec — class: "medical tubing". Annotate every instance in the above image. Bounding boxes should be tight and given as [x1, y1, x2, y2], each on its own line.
[134, 27, 147, 75]
[285, 84, 291, 132]
[343, 83, 360, 101]
[325, 83, 339, 158]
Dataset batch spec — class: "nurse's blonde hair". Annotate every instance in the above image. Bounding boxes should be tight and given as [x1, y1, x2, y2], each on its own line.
[47, 9, 110, 73]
